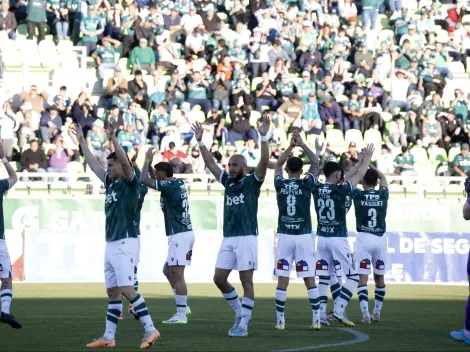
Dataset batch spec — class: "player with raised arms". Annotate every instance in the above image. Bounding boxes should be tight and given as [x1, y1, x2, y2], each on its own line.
[450, 177, 470, 344]
[140, 148, 195, 325]
[72, 122, 159, 349]
[0, 142, 21, 329]
[192, 116, 270, 338]
[313, 144, 374, 327]
[352, 163, 389, 324]
[273, 131, 323, 331]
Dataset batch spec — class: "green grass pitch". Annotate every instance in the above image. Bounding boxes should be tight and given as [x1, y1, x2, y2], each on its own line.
[1, 283, 468, 351]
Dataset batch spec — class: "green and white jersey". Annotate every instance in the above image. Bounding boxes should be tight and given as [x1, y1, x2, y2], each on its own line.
[220, 172, 263, 237]
[134, 166, 148, 236]
[275, 174, 315, 235]
[276, 81, 295, 98]
[313, 181, 353, 237]
[0, 179, 10, 240]
[87, 130, 108, 150]
[297, 80, 315, 101]
[53, 95, 72, 109]
[352, 187, 389, 236]
[82, 15, 101, 42]
[27, 0, 46, 23]
[346, 99, 363, 111]
[453, 153, 470, 173]
[104, 172, 139, 242]
[94, 45, 116, 64]
[153, 178, 193, 236]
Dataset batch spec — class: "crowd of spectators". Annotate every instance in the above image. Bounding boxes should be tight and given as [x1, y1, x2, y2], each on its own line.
[2, 0, 470, 179]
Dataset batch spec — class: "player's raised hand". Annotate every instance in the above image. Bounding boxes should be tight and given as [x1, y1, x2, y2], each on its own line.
[362, 143, 375, 159]
[191, 122, 204, 142]
[292, 130, 304, 147]
[107, 120, 117, 137]
[145, 147, 155, 163]
[0, 141, 5, 159]
[131, 146, 139, 164]
[314, 138, 324, 155]
[258, 115, 270, 136]
[70, 123, 84, 140]
[465, 176, 470, 197]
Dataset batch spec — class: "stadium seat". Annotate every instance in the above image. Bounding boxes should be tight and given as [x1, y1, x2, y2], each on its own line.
[378, 30, 394, 44]
[192, 58, 207, 72]
[428, 147, 447, 164]
[171, 43, 183, 58]
[118, 57, 128, 70]
[306, 133, 325, 148]
[448, 147, 460, 163]
[410, 147, 429, 165]
[189, 107, 205, 123]
[326, 129, 344, 145]
[381, 112, 393, 122]
[57, 40, 73, 53]
[251, 77, 263, 91]
[38, 39, 56, 53]
[449, 61, 465, 75]
[291, 77, 302, 86]
[344, 129, 364, 146]
[67, 161, 85, 181]
[136, 107, 149, 123]
[335, 95, 348, 104]
[250, 110, 261, 127]
[364, 129, 382, 151]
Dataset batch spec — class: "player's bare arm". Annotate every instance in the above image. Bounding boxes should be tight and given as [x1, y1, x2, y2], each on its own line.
[71, 123, 106, 182]
[0, 142, 17, 188]
[369, 162, 388, 188]
[294, 131, 319, 175]
[141, 148, 157, 190]
[463, 177, 470, 220]
[349, 144, 375, 188]
[344, 152, 364, 183]
[274, 137, 295, 176]
[255, 116, 270, 181]
[108, 122, 134, 181]
[192, 122, 222, 181]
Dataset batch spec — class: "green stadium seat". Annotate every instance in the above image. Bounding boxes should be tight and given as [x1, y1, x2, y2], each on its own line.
[448, 147, 460, 163]
[428, 147, 447, 164]
[251, 77, 262, 91]
[410, 147, 429, 165]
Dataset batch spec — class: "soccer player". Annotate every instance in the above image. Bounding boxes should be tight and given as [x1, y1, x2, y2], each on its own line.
[192, 117, 270, 338]
[273, 132, 323, 331]
[352, 163, 389, 324]
[0, 142, 21, 329]
[141, 148, 195, 325]
[450, 176, 470, 344]
[313, 144, 374, 327]
[72, 123, 159, 349]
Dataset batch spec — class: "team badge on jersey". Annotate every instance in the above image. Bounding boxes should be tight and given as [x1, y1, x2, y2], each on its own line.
[296, 260, 308, 272]
[186, 250, 192, 261]
[277, 259, 289, 271]
[334, 260, 341, 271]
[375, 260, 385, 270]
[316, 259, 328, 271]
[360, 259, 371, 269]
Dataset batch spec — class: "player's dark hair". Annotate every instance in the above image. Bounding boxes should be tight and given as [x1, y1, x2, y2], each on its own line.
[323, 161, 343, 179]
[286, 157, 303, 174]
[60, 86, 67, 91]
[401, 146, 408, 153]
[363, 168, 379, 187]
[154, 162, 173, 177]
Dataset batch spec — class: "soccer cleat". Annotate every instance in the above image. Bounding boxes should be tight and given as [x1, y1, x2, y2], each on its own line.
[229, 326, 248, 338]
[0, 313, 22, 329]
[450, 329, 470, 344]
[333, 312, 356, 327]
[129, 304, 138, 320]
[86, 337, 116, 348]
[371, 312, 381, 322]
[140, 329, 160, 349]
[228, 317, 242, 336]
[162, 314, 188, 324]
[327, 311, 336, 321]
[311, 320, 321, 331]
[275, 321, 285, 330]
[361, 316, 371, 324]
[320, 318, 330, 327]
[186, 306, 192, 317]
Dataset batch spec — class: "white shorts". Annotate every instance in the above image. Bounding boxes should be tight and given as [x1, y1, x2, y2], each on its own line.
[0, 239, 13, 279]
[315, 236, 357, 277]
[215, 235, 258, 271]
[104, 237, 138, 289]
[354, 233, 388, 275]
[167, 231, 195, 267]
[275, 233, 316, 278]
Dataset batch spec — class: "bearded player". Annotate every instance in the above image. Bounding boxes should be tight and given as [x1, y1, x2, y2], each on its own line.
[450, 176, 470, 344]
[353, 163, 389, 324]
[141, 148, 195, 325]
[72, 123, 159, 349]
[273, 132, 323, 331]
[0, 142, 20, 329]
[193, 116, 270, 338]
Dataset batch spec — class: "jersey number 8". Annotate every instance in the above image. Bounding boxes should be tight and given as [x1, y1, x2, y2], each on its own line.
[182, 198, 189, 219]
[287, 195, 296, 216]
[317, 198, 335, 221]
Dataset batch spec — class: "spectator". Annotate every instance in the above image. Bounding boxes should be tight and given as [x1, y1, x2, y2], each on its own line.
[320, 95, 343, 132]
[302, 92, 322, 135]
[20, 85, 46, 115]
[249, 29, 271, 78]
[185, 27, 205, 56]
[255, 72, 278, 112]
[362, 0, 379, 30]
[269, 57, 289, 82]
[175, 103, 194, 144]
[20, 140, 47, 181]
[0, 102, 18, 161]
[452, 143, 470, 176]
[340, 142, 359, 173]
[40, 106, 63, 143]
[277, 94, 303, 133]
[0, 1, 17, 40]
[27, 0, 46, 41]
[390, 114, 407, 148]
[180, 5, 203, 34]
[240, 138, 261, 172]
[60, 118, 80, 161]
[211, 71, 231, 114]
[17, 102, 36, 148]
[86, 120, 109, 167]
[117, 124, 141, 152]
[377, 145, 395, 175]
[92, 36, 121, 79]
[388, 59, 412, 113]
[228, 95, 257, 144]
[47, 136, 74, 182]
[187, 146, 205, 174]
[71, 93, 97, 136]
[130, 38, 156, 73]
[54, 2, 70, 40]
[149, 104, 171, 146]
[203, 108, 226, 142]
[268, 40, 291, 68]
[422, 110, 444, 149]
[297, 70, 316, 102]
[166, 69, 187, 112]
[104, 105, 124, 131]
[362, 92, 382, 131]
[221, 145, 236, 170]
[112, 88, 133, 114]
[80, 5, 104, 55]
[187, 71, 211, 114]
[393, 146, 417, 176]
[276, 74, 295, 104]
[162, 141, 192, 173]
[128, 70, 150, 112]
[443, 112, 464, 151]
[405, 110, 421, 146]
[106, 67, 128, 99]
[343, 88, 363, 131]
[53, 86, 72, 121]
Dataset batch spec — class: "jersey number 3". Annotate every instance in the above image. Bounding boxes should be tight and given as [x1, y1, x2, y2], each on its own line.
[317, 198, 335, 221]
[368, 208, 377, 228]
